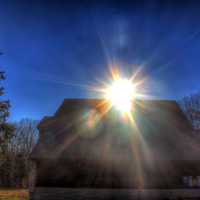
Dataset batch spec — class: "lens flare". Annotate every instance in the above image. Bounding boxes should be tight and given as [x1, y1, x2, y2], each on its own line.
[91, 65, 147, 122]
[105, 78, 136, 113]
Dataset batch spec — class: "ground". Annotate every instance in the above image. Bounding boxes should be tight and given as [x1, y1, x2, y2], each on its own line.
[0, 190, 28, 200]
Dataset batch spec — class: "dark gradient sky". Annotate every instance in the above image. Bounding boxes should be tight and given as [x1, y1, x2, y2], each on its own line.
[0, 0, 200, 121]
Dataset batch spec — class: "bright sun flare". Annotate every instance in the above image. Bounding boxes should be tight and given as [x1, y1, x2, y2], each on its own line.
[105, 78, 136, 113]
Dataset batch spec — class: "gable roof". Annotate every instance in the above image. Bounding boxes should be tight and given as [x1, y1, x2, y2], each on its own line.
[31, 99, 200, 162]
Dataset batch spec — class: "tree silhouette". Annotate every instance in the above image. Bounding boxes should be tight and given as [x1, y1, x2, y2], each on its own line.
[0, 57, 15, 186]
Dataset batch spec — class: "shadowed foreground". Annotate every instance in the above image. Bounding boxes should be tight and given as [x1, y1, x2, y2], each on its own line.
[30, 188, 200, 200]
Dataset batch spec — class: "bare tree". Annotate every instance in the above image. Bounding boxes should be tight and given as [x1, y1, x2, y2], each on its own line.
[8, 119, 38, 188]
[11, 119, 38, 155]
[179, 92, 200, 130]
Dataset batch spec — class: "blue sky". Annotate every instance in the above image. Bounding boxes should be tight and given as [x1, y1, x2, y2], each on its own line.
[0, 0, 200, 121]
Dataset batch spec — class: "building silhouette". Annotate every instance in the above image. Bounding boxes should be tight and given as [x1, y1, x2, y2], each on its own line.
[30, 99, 200, 200]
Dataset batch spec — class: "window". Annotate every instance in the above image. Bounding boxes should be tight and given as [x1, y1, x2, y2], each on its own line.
[182, 176, 200, 187]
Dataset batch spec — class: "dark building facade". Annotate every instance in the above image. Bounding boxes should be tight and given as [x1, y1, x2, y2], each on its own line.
[30, 99, 200, 199]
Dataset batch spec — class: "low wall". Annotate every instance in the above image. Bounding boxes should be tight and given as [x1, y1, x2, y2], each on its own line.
[30, 187, 200, 200]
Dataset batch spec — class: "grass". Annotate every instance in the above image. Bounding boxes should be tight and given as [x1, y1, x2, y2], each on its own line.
[0, 189, 28, 200]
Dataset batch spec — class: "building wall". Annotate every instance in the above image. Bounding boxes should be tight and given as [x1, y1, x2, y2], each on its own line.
[33, 159, 200, 189]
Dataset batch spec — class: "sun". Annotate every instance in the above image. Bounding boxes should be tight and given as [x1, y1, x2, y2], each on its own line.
[92, 66, 146, 118]
[105, 77, 136, 113]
